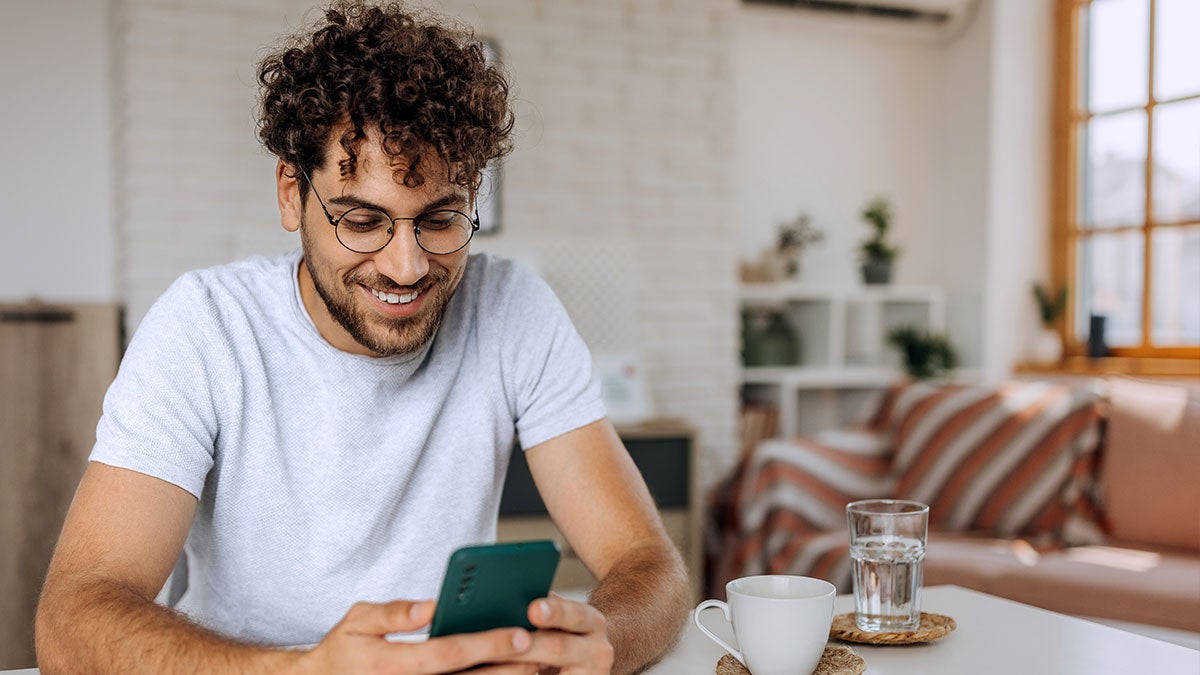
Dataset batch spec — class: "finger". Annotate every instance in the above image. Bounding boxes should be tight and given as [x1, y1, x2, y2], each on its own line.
[528, 632, 614, 672]
[528, 596, 604, 634]
[513, 632, 593, 671]
[338, 599, 435, 636]
[399, 627, 533, 672]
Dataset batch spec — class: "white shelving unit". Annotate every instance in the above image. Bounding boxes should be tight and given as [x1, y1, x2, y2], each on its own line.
[740, 283, 945, 437]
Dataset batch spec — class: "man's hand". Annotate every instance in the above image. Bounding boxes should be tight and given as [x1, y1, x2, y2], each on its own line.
[298, 600, 538, 675]
[506, 593, 614, 675]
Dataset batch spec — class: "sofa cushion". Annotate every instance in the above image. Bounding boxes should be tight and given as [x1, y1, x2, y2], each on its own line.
[891, 381, 1103, 539]
[924, 532, 1045, 589]
[1101, 378, 1200, 552]
[866, 380, 944, 433]
[990, 542, 1200, 633]
[925, 535, 1200, 633]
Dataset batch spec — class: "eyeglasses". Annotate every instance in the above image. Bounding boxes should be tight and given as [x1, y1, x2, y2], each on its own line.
[302, 171, 479, 255]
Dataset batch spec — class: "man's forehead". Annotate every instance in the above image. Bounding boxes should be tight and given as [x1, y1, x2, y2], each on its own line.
[319, 131, 467, 196]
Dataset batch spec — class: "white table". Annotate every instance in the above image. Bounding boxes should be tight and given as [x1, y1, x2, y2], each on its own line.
[649, 585, 1200, 674]
[7, 586, 1196, 674]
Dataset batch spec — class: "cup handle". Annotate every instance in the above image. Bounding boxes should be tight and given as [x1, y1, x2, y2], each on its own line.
[693, 600, 744, 665]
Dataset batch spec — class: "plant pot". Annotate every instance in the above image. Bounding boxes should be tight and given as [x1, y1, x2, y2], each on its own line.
[740, 311, 762, 366]
[742, 311, 800, 366]
[1029, 327, 1063, 365]
[861, 259, 893, 285]
[761, 249, 794, 283]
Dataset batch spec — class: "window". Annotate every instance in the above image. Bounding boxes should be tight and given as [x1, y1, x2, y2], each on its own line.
[1054, 0, 1199, 358]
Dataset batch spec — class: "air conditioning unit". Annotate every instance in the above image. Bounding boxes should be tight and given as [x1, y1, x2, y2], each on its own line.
[743, 0, 978, 39]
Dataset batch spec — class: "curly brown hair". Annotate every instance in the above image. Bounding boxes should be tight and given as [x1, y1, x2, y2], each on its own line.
[257, 0, 513, 195]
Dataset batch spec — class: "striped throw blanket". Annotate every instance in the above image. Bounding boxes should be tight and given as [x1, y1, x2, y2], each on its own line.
[709, 380, 1104, 596]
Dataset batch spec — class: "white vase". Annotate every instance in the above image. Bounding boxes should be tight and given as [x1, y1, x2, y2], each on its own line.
[1029, 327, 1063, 365]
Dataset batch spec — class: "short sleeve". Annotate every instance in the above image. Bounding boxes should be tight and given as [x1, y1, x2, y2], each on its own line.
[501, 266, 606, 450]
[90, 274, 230, 498]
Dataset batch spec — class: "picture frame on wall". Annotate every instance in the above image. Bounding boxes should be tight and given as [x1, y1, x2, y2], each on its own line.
[477, 38, 502, 235]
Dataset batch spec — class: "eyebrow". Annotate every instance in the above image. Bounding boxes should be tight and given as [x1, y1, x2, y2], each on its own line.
[326, 191, 470, 215]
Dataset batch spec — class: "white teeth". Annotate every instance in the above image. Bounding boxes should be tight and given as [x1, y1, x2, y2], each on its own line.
[370, 288, 418, 305]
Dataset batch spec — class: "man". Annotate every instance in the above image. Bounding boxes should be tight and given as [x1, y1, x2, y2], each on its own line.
[34, 2, 690, 673]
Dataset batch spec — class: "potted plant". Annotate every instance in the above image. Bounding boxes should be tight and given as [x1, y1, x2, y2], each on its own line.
[859, 197, 899, 284]
[773, 213, 824, 280]
[741, 212, 825, 282]
[887, 327, 957, 380]
[741, 309, 800, 366]
[1031, 283, 1068, 365]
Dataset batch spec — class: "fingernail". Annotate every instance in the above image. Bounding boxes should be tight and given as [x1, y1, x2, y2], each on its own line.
[409, 601, 426, 620]
[513, 629, 531, 650]
[536, 600, 550, 618]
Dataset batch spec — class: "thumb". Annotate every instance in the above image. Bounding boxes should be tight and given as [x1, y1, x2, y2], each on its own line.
[338, 599, 435, 636]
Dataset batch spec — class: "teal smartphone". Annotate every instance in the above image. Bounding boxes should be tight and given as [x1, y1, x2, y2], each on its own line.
[428, 540, 561, 637]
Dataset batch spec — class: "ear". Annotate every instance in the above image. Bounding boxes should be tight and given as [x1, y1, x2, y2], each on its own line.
[277, 160, 302, 233]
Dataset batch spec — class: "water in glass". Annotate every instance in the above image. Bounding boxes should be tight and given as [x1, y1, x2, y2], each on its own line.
[850, 534, 925, 632]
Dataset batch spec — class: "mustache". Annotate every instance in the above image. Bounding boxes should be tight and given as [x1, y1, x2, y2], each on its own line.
[346, 266, 450, 294]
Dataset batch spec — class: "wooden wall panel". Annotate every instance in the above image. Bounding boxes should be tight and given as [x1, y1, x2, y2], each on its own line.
[0, 303, 120, 669]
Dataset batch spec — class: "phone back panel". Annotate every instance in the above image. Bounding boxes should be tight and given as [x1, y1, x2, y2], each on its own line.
[429, 540, 561, 636]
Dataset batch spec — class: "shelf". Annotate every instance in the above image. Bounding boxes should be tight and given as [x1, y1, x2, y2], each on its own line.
[740, 283, 944, 305]
[740, 366, 905, 388]
[738, 282, 947, 437]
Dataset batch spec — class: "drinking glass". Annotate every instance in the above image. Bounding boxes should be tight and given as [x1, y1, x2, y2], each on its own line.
[846, 499, 929, 632]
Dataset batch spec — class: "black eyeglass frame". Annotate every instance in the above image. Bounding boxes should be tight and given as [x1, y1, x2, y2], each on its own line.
[301, 170, 480, 255]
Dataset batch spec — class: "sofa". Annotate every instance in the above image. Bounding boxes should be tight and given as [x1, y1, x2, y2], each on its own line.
[709, 377, 1200, 634]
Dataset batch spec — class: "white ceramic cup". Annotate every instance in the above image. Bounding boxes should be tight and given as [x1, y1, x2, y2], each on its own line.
[693, 575, 836, 675]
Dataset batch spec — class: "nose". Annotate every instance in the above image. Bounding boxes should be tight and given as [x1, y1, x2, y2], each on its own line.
[371, 223, 429, 286]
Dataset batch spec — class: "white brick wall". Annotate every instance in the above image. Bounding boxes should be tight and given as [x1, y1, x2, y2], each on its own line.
[115, 0, 740, 491]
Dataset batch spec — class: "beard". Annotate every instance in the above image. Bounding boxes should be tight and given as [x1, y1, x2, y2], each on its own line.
[300, 220, 462, 357]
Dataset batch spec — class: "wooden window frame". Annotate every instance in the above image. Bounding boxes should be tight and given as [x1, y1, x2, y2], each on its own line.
[1053, 0, 1200, 361]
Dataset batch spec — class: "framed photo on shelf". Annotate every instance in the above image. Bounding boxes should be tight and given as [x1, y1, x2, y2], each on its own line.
[593, 352, 654, 425]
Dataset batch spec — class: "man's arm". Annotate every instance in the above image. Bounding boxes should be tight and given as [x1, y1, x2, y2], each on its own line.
[523, 419, 691, 674]
[38, 463, 541, 675]
[35, 462, 304, 674]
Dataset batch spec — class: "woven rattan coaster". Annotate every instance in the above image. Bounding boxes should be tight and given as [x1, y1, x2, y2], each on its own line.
[715, 644, 865, 675]
[829, 612, 957, 645]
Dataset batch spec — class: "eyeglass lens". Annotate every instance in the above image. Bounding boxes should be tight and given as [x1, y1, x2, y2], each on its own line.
[335, 207, 475, 255]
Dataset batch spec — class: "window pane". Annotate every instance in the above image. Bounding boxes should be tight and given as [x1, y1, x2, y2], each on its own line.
[1152, 226, 1200, 346]
[1086, 0, 1149, 113]
[1153, 99, 1200, 223]
[1083, 111, 1147, 229]
[1076, 232, 1144, 347]
[1154, 0, 1200, 101]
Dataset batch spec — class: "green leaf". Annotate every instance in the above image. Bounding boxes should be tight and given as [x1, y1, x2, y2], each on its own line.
[1032, 283, 1069, 326]
[887, 326, 958, 379]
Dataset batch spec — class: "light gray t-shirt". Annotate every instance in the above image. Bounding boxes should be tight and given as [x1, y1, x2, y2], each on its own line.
[90, 249, 605, 645]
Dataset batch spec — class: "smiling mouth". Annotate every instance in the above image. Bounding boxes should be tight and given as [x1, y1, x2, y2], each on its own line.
[367, 286, 421, 305]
